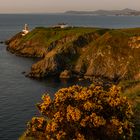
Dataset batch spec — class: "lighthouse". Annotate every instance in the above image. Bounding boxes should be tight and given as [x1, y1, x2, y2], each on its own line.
[22, 24, 29, 36]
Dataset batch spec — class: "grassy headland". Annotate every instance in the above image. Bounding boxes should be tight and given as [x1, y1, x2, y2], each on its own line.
[6, 27, 140, 81]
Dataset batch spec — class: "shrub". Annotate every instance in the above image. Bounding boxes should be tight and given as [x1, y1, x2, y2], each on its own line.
[25, 85, 134, 140]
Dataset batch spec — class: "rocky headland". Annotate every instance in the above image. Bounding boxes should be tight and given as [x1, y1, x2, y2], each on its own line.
[6, 27, 140, 82]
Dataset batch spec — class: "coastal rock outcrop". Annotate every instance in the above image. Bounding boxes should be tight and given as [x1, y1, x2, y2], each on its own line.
[6, 27, 140, 81]
[59, 70, 72, 79]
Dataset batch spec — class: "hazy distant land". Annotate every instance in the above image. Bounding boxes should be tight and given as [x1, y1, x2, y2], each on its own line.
[65, 8, 140, 16]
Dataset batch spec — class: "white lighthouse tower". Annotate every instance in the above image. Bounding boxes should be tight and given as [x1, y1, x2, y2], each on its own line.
[22, 24, 29, 36]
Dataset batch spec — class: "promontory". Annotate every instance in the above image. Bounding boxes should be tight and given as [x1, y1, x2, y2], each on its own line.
[6, 27, 140, 81]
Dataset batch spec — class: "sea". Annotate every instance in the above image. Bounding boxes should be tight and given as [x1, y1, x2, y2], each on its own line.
[0, 14, 140, 140]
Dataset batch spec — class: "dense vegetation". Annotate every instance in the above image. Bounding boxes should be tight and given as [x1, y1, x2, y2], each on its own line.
[20, 84, 134, 140]
[121, 82, 140, 139]
[7, 27, 140, 81]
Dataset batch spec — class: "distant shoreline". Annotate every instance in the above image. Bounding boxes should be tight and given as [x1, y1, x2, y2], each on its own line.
[65, 8, 140, 16]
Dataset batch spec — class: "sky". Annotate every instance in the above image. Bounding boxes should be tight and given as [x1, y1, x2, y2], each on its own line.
[0, 0, 139, 13]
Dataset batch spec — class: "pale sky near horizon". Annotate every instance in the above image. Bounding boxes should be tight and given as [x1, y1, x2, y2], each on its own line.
[0, 0, 140, 13]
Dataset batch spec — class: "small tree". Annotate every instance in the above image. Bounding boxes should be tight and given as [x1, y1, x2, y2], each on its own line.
[25, 85, 134, 140]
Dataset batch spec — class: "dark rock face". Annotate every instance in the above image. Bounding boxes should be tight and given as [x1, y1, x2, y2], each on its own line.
[6, 27, 140, 81]
[6, 32, 47, 57]
[0, 41, 5, 44]
[28, 54, 64, 78]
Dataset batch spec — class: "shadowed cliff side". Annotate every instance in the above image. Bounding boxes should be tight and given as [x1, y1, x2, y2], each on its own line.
[6, 27, 140, 81]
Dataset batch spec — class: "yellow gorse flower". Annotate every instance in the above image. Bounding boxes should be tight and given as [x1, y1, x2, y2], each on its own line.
[67, 105, 81, 121]
[74, 133, 85, 140]
[56, 131, 66, 140]
[90, 113, 106, 127]
[26, 84, 134, 140]
[46, 121, 58, 132]
[83, 101, 93, 111]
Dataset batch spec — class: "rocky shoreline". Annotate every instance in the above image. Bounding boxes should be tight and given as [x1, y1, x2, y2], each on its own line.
[6, 27, 140, 82]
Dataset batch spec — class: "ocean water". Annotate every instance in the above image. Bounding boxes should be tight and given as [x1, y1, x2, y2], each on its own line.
[0, 14, 140, 140]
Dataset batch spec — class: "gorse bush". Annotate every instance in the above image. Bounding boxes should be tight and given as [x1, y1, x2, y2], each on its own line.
[25, 85, 134, 140]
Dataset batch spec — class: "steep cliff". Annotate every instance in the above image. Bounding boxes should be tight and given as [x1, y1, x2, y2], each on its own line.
[6, 27, 140, 81]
